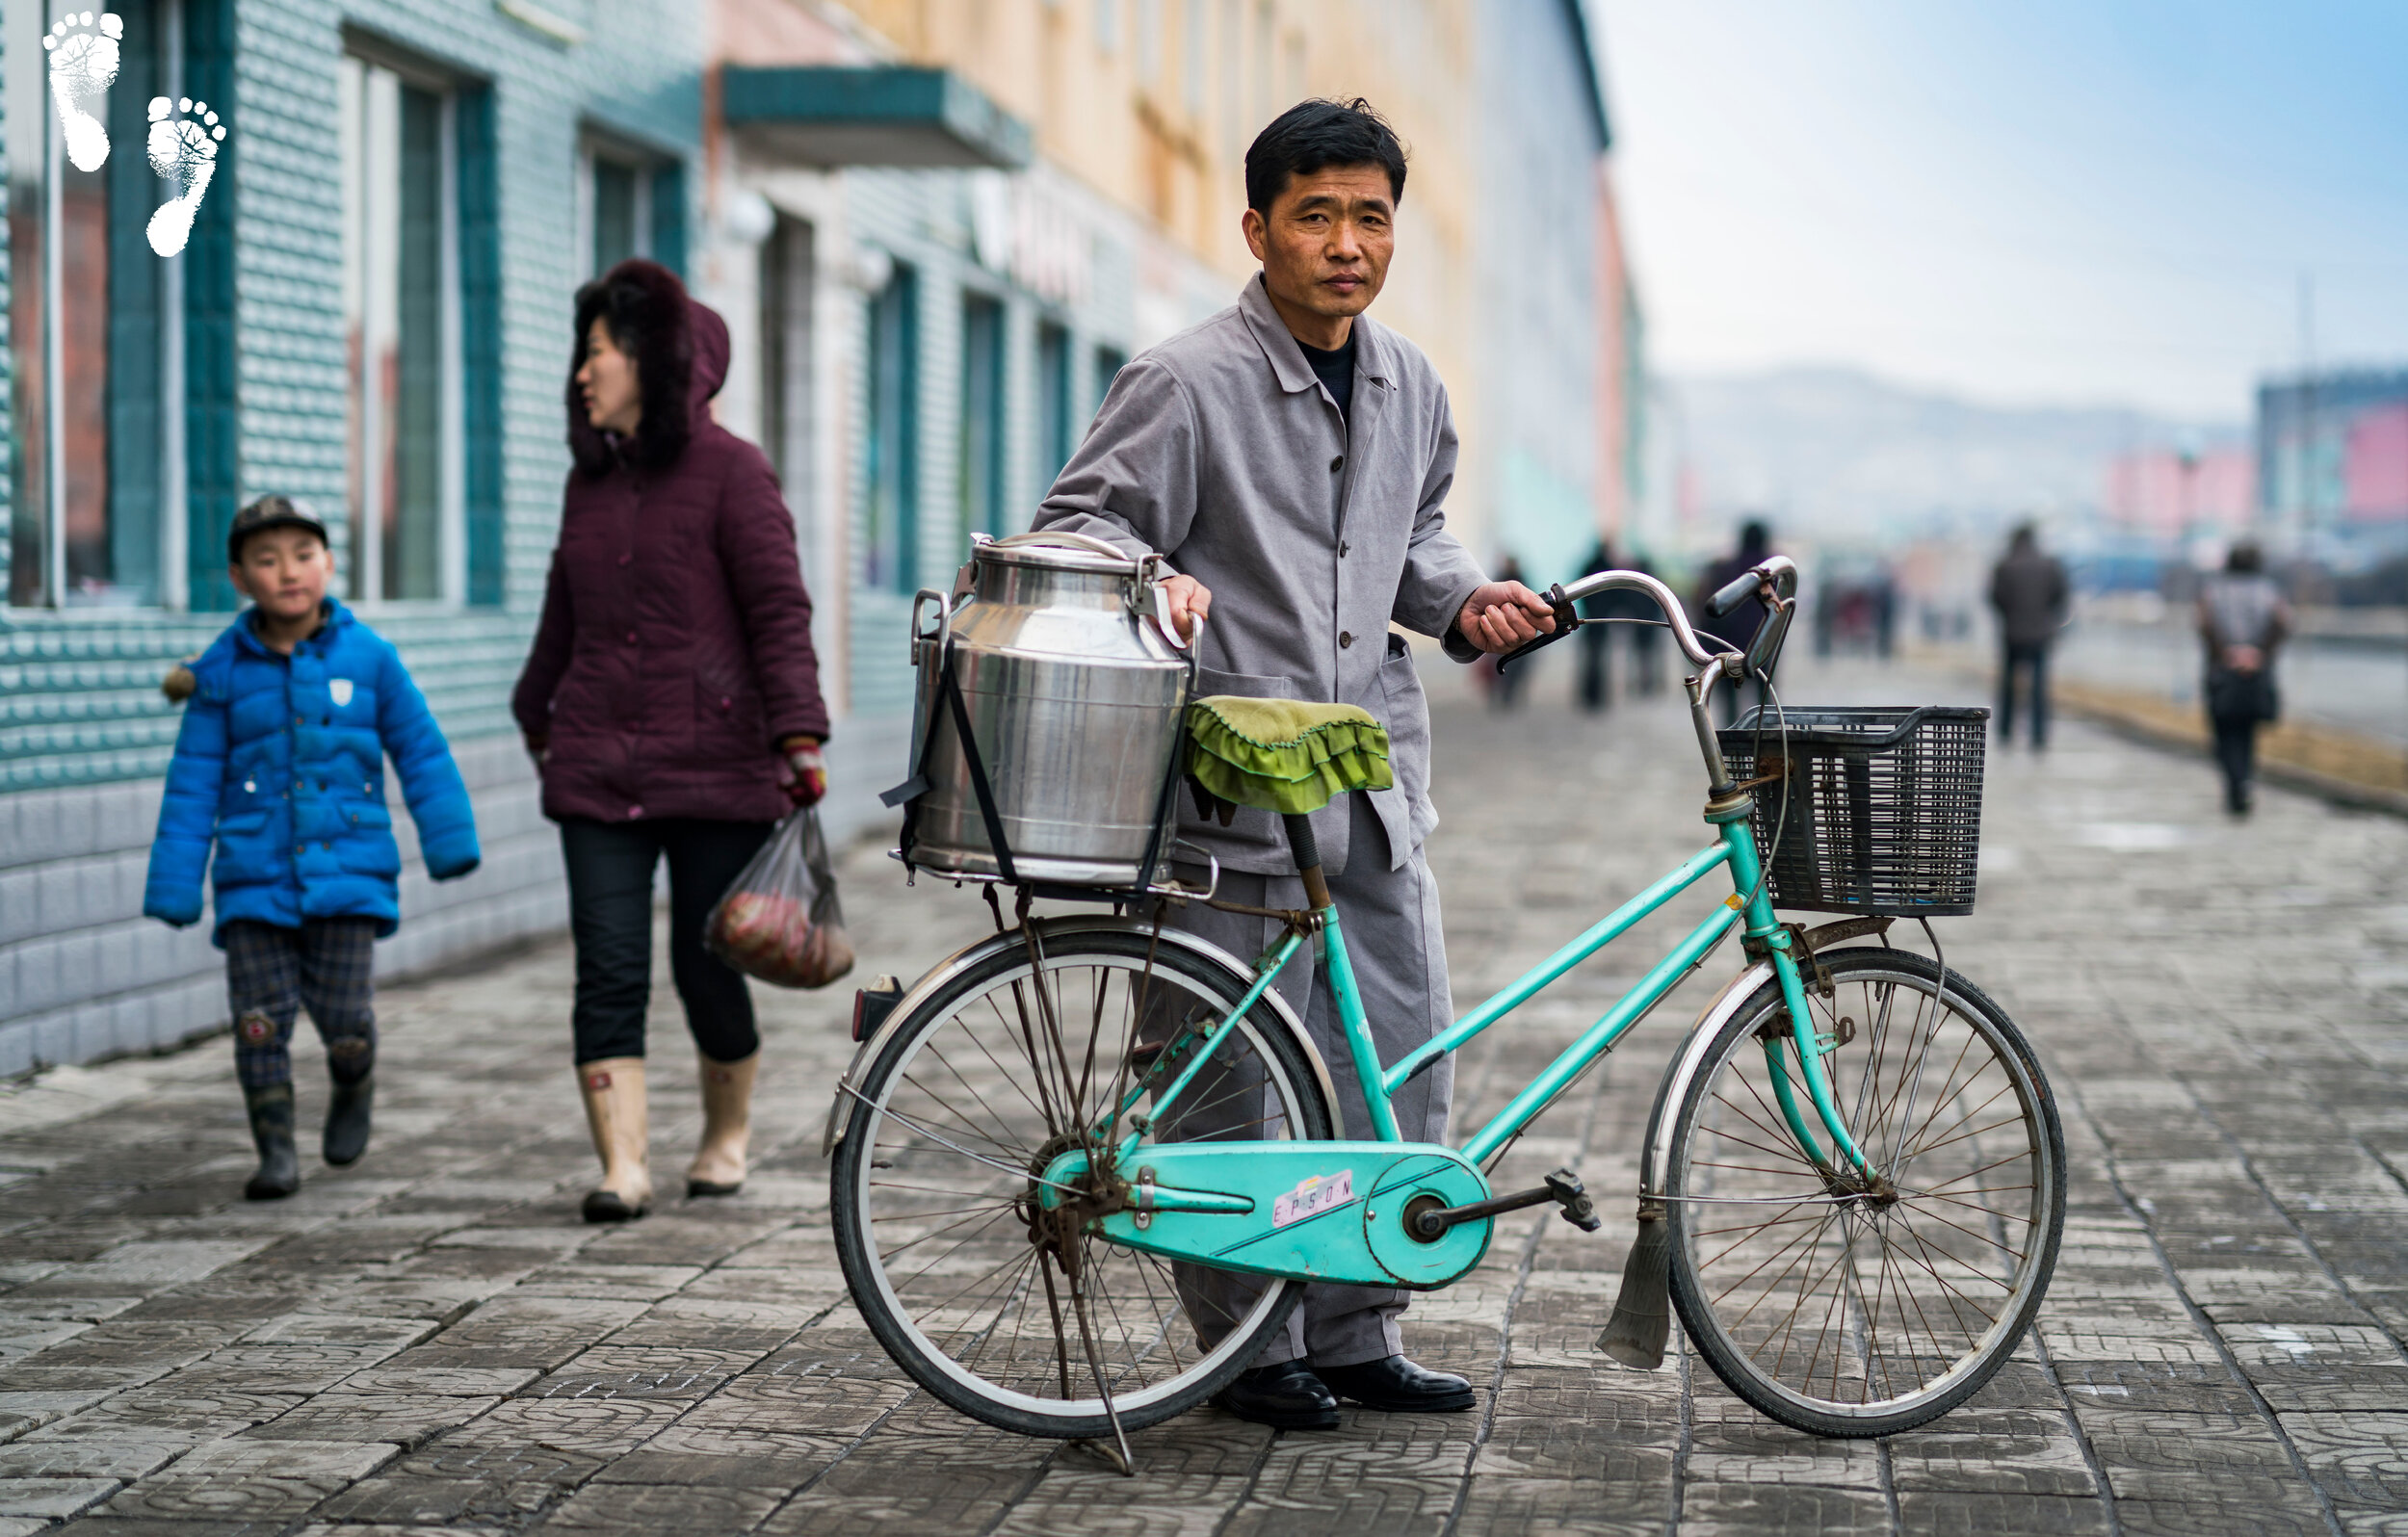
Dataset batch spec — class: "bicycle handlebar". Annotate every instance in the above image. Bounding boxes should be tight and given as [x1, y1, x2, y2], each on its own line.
[1557, 556, 1799, 682]
[1705, 568, 1763, 618]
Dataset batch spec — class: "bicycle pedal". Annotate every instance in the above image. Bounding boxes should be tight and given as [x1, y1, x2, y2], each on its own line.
[1545, 1167, 1603, 1233]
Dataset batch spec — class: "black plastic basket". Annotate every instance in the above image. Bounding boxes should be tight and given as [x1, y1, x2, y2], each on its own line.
[1717, 705, 1988, 917]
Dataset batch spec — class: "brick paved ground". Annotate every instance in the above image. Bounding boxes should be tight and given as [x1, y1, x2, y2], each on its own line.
[2, 656, 2405, 1535]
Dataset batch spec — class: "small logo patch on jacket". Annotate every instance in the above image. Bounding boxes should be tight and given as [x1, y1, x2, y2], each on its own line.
[328, 678, 354, 707]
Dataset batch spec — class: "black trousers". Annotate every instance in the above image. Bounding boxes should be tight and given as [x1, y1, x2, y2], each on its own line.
[560, 817, 774, 1065]
[1998, 641, 2050, 747]
[2212, 714, 2259, 809]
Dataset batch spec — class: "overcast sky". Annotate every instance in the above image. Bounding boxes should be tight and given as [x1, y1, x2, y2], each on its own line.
[1588, 1, 2408, 423]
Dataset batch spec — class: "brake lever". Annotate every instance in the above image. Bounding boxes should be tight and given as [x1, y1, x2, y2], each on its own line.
[1495, 585, 1583, 672]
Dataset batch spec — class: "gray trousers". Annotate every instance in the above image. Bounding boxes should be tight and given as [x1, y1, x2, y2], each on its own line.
[1166, 793, 1454, 1368]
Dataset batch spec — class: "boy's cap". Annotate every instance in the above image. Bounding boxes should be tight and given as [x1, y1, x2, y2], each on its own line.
[228, 496, 329, 562]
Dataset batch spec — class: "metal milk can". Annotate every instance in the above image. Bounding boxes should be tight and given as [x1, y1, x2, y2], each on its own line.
[903, 532, 1191, 887]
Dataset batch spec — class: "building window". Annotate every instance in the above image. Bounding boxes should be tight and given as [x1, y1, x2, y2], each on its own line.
[865, 263, 918, 594]
[1035, 321, 1071, 489]
[7, 0, 180, 609]
[1093, 343, 1127, 417]
[958, 295, 1004, 547]
[580, 141, 685, 279]
[341, 52, 463, 604]
[759, 211, 815, 553]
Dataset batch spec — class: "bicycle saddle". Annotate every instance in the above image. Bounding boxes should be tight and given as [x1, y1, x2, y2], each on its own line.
[1184, 696, 1392, 822]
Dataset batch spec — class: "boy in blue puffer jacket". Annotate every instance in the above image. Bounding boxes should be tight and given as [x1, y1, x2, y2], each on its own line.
[145, 496, 481, 1199]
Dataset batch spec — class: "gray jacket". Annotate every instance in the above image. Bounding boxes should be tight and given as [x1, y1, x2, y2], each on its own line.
[1034, 276, 1487, 877]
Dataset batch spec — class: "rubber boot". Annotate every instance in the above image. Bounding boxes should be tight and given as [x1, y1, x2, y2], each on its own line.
[323, 1036, 375, 1166]
[687, 1052, 759, 1198]
[243, 1082, 301, 1200]
[577, 1057, 652, 1222]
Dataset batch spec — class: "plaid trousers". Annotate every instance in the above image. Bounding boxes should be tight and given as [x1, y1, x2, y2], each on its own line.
[222, 919, 380, 1090]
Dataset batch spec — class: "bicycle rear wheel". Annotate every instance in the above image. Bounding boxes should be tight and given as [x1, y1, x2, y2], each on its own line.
[830, 924, 1334, 1439]
[1663, 948, 2063, 1436]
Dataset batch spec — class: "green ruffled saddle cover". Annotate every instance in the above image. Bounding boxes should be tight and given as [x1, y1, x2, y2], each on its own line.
[1186, 696, 1392, 817]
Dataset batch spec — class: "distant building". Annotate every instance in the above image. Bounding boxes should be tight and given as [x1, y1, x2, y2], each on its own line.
[2257, 369, 2408, 568]
[2102, 446, 2254, 540]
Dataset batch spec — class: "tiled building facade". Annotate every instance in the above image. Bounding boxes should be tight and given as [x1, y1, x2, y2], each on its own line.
[1, 0, 704, 1074]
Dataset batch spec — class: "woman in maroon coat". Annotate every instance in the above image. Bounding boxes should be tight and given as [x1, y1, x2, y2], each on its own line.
[513, 259, 829, 1222]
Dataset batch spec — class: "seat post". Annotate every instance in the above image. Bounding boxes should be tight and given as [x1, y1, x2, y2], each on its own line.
[1282, 814, 1334, 910]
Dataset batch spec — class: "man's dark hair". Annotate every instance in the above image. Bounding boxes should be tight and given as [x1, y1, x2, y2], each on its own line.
[2226, 539, 2264, 574]
[1739, 520, 1770, 558]
[1244, 97, 1407, 215]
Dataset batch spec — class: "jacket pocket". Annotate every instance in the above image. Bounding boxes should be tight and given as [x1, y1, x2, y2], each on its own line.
[209, 810, 277, 886]
[1377, 636, 1438, 850]
[338, 803, 403, 878]
[1193, 666, 1298, 703]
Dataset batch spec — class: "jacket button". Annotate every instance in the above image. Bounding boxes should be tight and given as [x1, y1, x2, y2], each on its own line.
[627, 805, 643, 819]
[1340, 541, 1350, 558]
[1339, 632, 1354, 648]
[1330, 456, 1344, 473]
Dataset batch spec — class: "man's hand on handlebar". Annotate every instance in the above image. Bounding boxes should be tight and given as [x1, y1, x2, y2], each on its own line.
[1458, 582, 1558, 655]
[1160, 574, 1212, 642]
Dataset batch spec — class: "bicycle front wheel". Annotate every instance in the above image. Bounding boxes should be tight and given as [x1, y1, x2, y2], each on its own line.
[830, 924, 1334, 1439]
[1664, 948, 2064, 1437]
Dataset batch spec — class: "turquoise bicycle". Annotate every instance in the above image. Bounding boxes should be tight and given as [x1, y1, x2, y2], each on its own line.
[827, 558, 2064, 1454]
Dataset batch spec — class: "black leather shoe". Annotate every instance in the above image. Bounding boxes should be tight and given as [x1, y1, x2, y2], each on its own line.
[1215, 1360, 1340, 1429]
[1314, 1355, 1476, 1413]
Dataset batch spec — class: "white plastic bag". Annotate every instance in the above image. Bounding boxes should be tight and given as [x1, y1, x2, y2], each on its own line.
[703, 808, 856, 988]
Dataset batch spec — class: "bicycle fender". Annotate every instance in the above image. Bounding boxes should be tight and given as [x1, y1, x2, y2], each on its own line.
[1070, 1141, 1493, 1290]
[1636, 922, 1900, 1198]
[821, 915, 1340, 1157]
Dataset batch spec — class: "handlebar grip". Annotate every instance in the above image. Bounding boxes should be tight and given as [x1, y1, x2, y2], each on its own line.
[1706, 568, 1763, 618]
[1494, 585, 1582, 673]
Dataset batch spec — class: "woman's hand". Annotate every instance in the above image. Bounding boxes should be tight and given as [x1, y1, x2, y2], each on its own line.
[523, 731, 549, 768]
[778, 736, 827, 807]
[1457, 582, 1557, 654]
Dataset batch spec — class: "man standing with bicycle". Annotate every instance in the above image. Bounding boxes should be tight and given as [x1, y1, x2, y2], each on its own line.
[1034, 98, 1557, 1429]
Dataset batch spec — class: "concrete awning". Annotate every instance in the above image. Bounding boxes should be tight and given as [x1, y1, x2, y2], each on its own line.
[720, 66, 1032, 170]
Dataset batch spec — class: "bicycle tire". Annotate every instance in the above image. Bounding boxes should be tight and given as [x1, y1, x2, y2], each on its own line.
[1663, 948, 2064, 1437]
[831, 925, 1336, 1439]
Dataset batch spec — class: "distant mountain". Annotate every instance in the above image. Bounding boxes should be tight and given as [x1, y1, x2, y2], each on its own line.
[1669, 367, 2239, 546]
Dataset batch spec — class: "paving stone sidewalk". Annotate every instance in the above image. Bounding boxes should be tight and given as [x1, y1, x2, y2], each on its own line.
[2, 658, 2404, 1535]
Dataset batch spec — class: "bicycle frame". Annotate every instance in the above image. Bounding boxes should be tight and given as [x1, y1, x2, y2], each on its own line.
[1120, 557, 1875, 1185]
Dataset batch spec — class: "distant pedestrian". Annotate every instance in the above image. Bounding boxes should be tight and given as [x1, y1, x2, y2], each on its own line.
[1695, 521, 1776, 725]
[2198, 541, 2289, 815]
[1577, 540, 1614, 713]
[144, 496, 482, 1201]
[513, 259, 831, 1223]
[1988, 524, 2068, 748]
